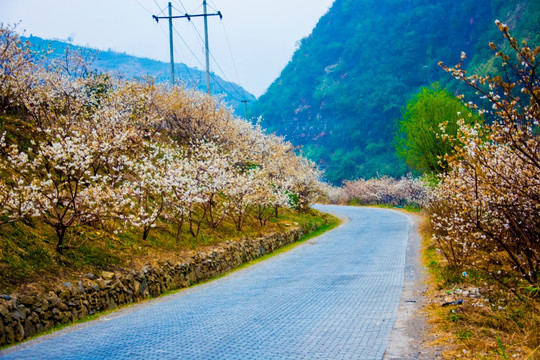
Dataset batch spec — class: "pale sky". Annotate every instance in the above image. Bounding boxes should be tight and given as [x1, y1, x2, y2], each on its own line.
[0, 0, 335, 97]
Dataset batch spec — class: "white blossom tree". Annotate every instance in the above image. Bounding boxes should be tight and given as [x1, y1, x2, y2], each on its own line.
[0, 127, 132, 252]
[433, 21, 540, 290]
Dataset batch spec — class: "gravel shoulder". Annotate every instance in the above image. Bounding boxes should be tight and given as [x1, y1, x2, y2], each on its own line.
[384, 212, 443, 360]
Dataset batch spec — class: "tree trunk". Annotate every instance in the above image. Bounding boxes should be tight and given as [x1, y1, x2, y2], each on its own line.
[175, 215, 184, 242]
[142, 226, 151, 241]
[55, 226, 67, 254]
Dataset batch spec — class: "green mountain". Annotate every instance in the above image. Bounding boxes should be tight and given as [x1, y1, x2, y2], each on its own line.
[251, 0, 540, 184]
[23, 36, 255, 115]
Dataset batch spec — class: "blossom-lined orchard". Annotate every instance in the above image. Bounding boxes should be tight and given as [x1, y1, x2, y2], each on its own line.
[324, 175, 428, 208]
[342, 175, 428, 208]
[433, 21, 539, 290]
[0, 25, 324, 253]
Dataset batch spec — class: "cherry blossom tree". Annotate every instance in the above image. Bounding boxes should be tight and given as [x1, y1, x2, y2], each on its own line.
[0, 127, 133, 252]
[340, 175, 428, 207]
[126, 141, 176, 241]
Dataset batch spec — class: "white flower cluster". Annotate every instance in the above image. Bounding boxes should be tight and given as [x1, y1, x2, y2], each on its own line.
[338, 175, 428, 208]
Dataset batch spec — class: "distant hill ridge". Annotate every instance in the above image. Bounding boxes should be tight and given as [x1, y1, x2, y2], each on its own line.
[22, 35, 255, 115]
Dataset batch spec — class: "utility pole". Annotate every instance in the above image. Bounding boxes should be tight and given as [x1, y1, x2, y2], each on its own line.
[203, 0, 211, 95]
[241, 99, 249, 120]
[153, 2, 222, 93]
[167, 2, 174, 85]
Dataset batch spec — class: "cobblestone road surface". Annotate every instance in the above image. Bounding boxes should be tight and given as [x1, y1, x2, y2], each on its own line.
[1, 205, 411, 360]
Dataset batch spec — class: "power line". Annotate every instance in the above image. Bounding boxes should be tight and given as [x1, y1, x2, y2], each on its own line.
[177, 1, 248, 101]
[169, 17, 226, 91]
[128, 0, 206, 91]
[175, 5, 208, 65]
[132, 0, 154, 15]
[171, 2, 242, 99]
[206, 1, 249, 103]
[152, 0, 249, 112]
[167, 26, 199, 87]
[150, 2, 201, 87]
[138, 1, 186, 85]
[171, 25, 206, 80]
[207, 49, 246, 100]
[177, 0, 189, 13]
[153, 1, 222, 92]
[205, 2, 219, 12]
[163, 7, 217, 89]
[220, 19, 242, 89]
[153, 0, 166, 15]
[209, 73, 235, 97]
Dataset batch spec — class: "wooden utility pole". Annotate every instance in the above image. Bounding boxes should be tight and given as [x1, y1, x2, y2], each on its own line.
[153, 1, 222, 93]
[167, 2, 174, 85]
[241, 99, 249, 120]
[203, 0, 211, 94]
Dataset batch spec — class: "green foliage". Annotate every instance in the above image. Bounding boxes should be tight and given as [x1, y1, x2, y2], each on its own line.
[456, 329, 473, 341]
[83, 73, 111, 109]
[395, 84, 481, 174]
[286, 190, 300, 211]
[448, 310, 463, 323]
[251, 0, 538, 184]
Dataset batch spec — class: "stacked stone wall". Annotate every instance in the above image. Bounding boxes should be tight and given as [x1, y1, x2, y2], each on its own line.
[0, 226, 314, 346]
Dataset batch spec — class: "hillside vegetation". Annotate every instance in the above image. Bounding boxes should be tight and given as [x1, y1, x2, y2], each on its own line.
[0, 25, 326, 293]
[21, 35, 255, 117]
[252, 0, 540, 184]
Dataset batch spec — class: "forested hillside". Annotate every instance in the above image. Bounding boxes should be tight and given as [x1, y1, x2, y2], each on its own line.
[252, 0, 540, 184]
[22, 36, 255, 115]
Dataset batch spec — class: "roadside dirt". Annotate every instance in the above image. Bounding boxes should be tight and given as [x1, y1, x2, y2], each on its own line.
[384, 213, 444, 360]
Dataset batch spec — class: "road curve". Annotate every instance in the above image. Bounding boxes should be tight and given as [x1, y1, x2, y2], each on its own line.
[1, 205, 411, 360]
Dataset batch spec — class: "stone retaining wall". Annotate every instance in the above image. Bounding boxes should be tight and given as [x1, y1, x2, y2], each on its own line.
[0, 225, 314, 346]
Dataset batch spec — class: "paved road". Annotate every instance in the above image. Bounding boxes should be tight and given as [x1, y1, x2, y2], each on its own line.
[1, 205, 411, 360]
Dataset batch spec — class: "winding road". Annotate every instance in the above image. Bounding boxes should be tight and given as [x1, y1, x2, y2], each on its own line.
[1, 205, 417, 360]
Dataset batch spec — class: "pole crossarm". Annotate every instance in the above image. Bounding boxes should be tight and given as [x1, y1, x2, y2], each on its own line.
[152, 1, 222, 94]
[153, 12, 222, 22]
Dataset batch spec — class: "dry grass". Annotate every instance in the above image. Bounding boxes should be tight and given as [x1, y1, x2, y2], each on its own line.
[420, 217, 540, 359]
